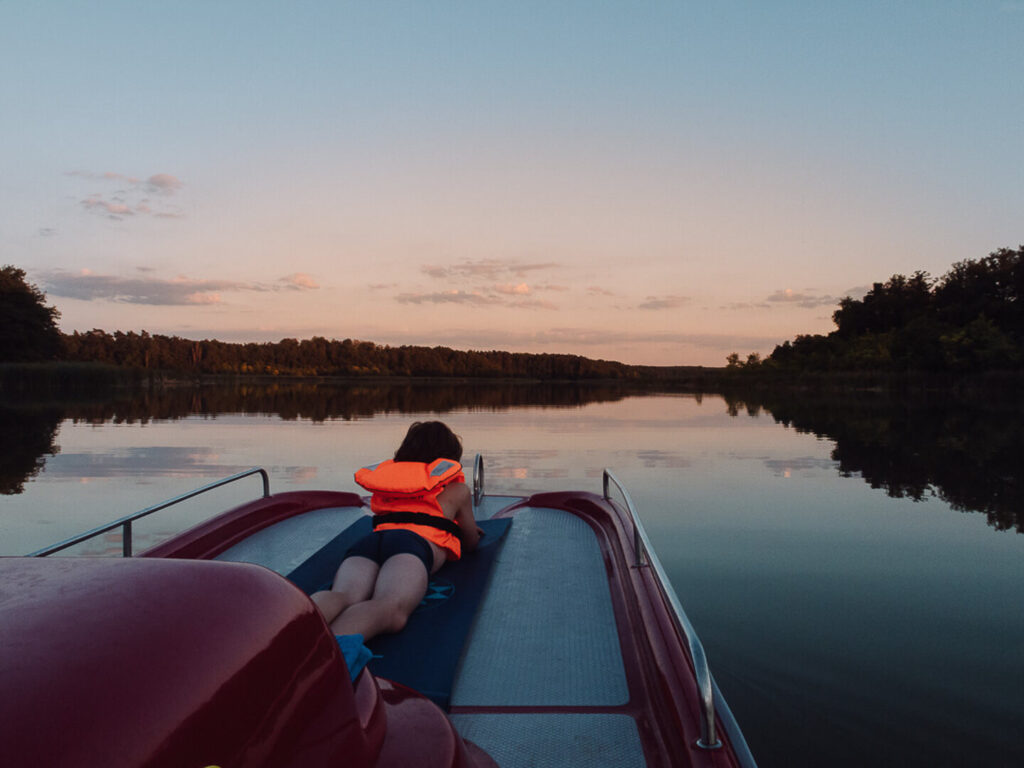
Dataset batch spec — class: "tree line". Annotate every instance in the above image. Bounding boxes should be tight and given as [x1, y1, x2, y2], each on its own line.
[2, 265, 711, 382]
[60, 329, 642, 379]
[729, 246, 1024, 374]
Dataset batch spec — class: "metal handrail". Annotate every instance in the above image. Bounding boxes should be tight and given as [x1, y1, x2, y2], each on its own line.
[472, 452, 484, 508]
[29, 467, 271, 558]
[603, 469, 722, 751]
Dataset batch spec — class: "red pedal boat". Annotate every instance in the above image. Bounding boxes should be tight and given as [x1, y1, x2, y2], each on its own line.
[1, 458, 756, 767]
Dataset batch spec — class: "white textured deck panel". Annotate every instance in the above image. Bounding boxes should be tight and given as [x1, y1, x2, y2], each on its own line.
[214, 506, 367, 575]
[451, 714, 645, 768]
[451, 506, 628, 706]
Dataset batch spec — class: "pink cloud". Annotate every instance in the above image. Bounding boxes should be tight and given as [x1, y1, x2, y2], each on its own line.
[508, 298, 558, 310]
[421, 259, 559, 281]
[765, 289, 836, 309]
[41, 269, 318, 305]
[81, 196, 135, 217]
[495, 282, 531, 295]
[396, 290, 497, 306]
[70, 169, 185, 220]
[638, 294, 690, 310]
[147, 173, 183, 193]
[184, 292, 222, 305]
[280, 273, 319, 290]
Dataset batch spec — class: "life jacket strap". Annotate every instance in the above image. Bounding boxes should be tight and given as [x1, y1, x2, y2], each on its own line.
[373, 511, 462, 538]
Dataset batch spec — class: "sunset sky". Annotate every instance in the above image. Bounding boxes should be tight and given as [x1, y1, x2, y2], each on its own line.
[2, 1, 1021, 366]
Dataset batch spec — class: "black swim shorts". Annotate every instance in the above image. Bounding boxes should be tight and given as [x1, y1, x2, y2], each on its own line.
[345, 529, 433, 574]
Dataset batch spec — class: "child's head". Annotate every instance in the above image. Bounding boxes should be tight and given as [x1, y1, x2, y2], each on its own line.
[393, 421, 463, 464]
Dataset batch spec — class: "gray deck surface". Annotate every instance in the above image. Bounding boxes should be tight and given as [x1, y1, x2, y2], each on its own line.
[451, 505, 628, 707]
[450, 713, 645, 768]
[214, 506, 367, 575]
[451, 504, 643, 765]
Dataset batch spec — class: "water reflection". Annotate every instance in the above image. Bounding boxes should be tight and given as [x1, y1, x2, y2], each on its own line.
[1, 380, 637, 498]
[4, 381, 1022, 534]
[724, 390, 1024, 533]
[0, 405, 62, 494]
[40, 446, 256, 479]
[61, 379, 636, 423]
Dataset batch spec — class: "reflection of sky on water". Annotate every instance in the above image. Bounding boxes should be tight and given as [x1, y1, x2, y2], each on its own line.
[3, 393, 1022, 766]
[3, 396, 798, 553]
[636, 450, 690, 469]
[42, 446, 250, 478]
[761, 456, 839, 477]
[42, 446, 318, 485]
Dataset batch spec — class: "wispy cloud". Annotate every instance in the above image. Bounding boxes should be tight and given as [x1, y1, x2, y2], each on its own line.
[279, 273, 319, 290]
[765, 289, 837, 309]
[396, 290, 498, 306]
[67, 170, 140, 183]
[421, 259, 559, 281]
[495, 282, 531, 296]
[146, 173, 182, 193]
[508, 298, 559, 310]
[587, 286, 616, 297]
[397, 261, 564, 310]
[67, 170, 183, 193]
[638, 294, 690, 310]
[41, 269, 318, 305]
[67, 169, 185, 220]
[395, 283, 560, 310]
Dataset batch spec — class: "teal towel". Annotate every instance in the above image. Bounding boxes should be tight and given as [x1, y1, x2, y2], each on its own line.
[335, 633, 373, 681]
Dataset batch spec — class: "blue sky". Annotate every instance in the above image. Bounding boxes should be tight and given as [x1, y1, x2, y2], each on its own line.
[2, 1, 1021, 365]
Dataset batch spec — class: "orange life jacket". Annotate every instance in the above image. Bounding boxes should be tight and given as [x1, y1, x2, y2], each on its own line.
[354, 459, 465, 560]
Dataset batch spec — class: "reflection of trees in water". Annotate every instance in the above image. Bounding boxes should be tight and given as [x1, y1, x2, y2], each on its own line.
[724, 389, 1024, 533]
[0, 406, 62, 494]
[1, 381, 641, 494]
[60, 380, 636, 423]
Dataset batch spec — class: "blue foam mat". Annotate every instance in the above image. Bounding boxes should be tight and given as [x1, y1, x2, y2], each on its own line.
[367, 518, 512, 709]
[287, 516, 513, 709]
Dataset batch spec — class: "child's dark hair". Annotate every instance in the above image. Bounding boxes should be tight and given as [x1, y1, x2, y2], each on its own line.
[394, 421, 463, 464]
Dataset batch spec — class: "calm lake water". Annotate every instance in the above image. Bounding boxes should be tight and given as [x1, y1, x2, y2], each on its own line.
[2, 382, 1022, 767]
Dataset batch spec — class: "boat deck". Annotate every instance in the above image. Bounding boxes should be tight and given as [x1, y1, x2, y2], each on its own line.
[214, 496, 649, 767]
[450, 504, 644, 767]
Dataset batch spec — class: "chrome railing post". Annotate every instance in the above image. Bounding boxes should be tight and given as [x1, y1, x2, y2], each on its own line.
[472, 453, 484, 508]
[602, 469, 722, 752]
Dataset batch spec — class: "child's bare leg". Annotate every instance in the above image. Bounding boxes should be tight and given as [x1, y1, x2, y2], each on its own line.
[310, 556, 378, 625]
[330, 554, 428, 641]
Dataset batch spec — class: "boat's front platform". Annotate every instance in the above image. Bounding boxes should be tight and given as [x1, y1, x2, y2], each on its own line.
[449, 502, 644, 767]
[5, 462, 755, 768]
